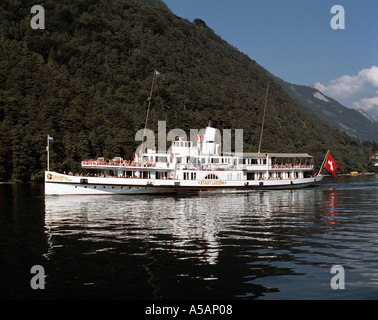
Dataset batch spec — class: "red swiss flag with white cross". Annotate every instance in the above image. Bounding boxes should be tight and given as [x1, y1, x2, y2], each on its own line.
[324, 151, 339, 178]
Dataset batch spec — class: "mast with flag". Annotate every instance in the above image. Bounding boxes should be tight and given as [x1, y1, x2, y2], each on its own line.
[140, 69, 165, 157]
[46, 135, 53, 171]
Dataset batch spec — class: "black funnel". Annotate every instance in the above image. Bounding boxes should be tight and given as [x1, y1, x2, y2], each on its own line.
[207, 119, 217, 128]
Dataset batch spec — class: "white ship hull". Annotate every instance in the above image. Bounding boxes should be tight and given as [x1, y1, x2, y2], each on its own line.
[45, 171, 323, 195]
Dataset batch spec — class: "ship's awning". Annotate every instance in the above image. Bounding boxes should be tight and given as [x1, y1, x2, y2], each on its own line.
[267, 153, 313, 158]
[224, 152, 313, 158]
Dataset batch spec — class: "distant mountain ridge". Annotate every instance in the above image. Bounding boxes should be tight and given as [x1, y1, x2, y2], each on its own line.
[357, 108, 376, 123]
[359, 104, 378, 122]
[273, 76, 378, 143]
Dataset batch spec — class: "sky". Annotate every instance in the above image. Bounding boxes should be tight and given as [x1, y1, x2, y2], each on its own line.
[163, 0, 378, 112]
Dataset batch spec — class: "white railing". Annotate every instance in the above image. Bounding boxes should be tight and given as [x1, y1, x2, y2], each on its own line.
[81, 160, 314, 172]
[269, 164, 313, 170]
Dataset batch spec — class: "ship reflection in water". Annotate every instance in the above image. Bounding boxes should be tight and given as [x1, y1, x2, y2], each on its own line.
[44, 190, 320, 266]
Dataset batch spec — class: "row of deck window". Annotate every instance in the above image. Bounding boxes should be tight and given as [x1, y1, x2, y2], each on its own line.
[94, 170, 307, 181]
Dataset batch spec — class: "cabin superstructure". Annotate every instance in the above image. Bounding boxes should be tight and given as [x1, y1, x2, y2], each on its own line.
[80, 151, 314, 183]
[80, 120, 314, 182]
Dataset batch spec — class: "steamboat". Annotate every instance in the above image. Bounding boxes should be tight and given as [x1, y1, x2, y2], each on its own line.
[45, 120, 323, 195]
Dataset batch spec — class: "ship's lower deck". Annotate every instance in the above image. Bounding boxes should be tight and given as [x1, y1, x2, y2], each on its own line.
[45, 171, 323, 195]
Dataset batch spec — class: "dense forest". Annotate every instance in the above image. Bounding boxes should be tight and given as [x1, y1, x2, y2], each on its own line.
[0, 0, 376, 182]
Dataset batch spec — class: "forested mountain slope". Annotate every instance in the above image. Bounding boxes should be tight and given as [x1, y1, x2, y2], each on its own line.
[0, 0, 375, 181]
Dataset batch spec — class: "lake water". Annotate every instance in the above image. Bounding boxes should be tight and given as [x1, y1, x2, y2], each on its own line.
[1, 175, 377, 300]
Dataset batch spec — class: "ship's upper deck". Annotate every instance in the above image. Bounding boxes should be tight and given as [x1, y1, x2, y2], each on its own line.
[81, 121, 314, 172]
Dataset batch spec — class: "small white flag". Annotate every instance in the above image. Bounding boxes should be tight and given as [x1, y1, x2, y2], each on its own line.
[155, 70, 165, 80]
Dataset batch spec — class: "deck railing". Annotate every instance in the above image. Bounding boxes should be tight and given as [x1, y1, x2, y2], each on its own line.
[81, 160, 314, 171]
[269, 164, 313, 170]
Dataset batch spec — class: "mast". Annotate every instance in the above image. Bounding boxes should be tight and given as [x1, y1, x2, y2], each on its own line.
[47, 135, 50, 171]
[317, 150, 329, 176]
[258, 85, 269, 153]
[46, 135, 53, 171]
[140, 69, 157, 157]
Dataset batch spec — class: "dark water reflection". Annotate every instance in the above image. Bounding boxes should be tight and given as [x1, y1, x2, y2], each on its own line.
[1, 175, 377, 299]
